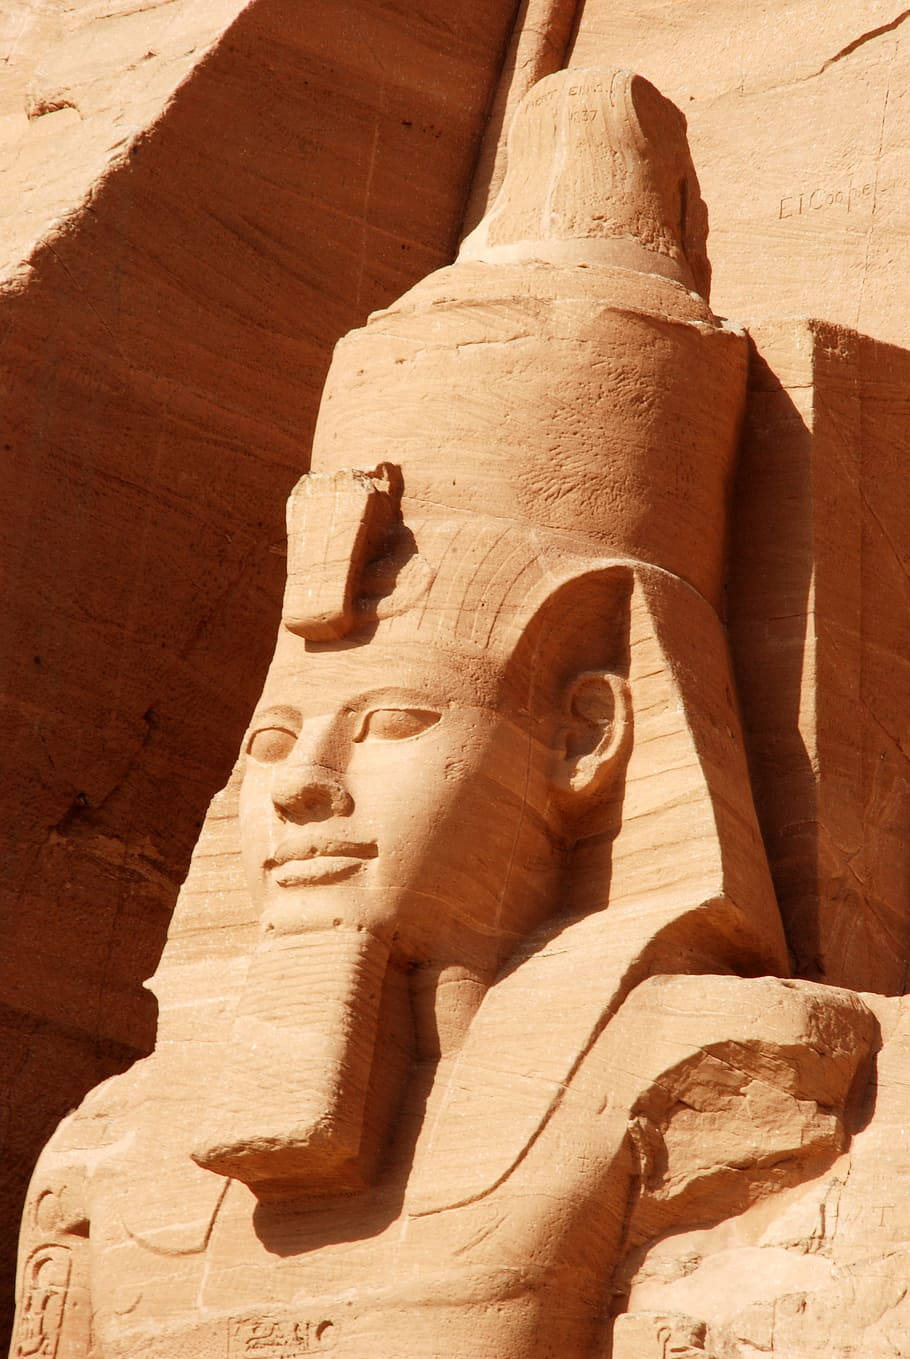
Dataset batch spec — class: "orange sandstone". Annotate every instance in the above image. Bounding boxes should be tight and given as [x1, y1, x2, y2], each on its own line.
[9, 68, 885, 1359]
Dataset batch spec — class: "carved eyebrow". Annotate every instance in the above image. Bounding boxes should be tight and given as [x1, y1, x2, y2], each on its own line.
[350, 687, 443, 711]
[247, 690, 444, 733]
[247, 705, 300, 730]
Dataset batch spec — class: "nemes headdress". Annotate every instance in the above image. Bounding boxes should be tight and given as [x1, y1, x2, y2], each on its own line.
[156, 73, 787, 1194]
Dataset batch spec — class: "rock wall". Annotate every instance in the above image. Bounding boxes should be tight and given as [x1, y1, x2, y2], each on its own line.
[4, 1, 910, 1353]
[730, 323, 910, 994]
[0, 0, 519, 1339]
[570, 0, 910, 348]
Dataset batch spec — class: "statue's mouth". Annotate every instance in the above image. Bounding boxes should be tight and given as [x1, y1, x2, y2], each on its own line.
[267, 840, 378, 886]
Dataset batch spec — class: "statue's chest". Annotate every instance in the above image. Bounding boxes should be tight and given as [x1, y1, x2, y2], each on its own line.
[86, 1181, 540, 1359]
[85, 1181, 399, 1357]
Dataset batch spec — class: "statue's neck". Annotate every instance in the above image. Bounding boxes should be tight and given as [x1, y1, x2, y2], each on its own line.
[411, 963, 489, 1061]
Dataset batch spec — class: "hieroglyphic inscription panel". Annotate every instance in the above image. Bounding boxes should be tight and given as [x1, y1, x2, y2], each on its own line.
[228, 1316, 336, 1358]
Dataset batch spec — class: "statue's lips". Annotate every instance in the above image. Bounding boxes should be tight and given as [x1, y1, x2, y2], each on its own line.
[266, 841, 378, 887]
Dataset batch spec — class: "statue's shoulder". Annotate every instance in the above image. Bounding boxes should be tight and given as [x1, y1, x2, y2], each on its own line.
[7, 1066, 151, 1359]
[68, 1052, 154, 1130]
[26, 1056, 155, 1207]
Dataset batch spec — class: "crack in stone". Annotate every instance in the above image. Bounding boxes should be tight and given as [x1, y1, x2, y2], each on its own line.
[814, 9, 910, 76]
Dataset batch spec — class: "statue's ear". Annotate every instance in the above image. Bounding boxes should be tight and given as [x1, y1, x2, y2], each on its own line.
[553, 670, 631, 803]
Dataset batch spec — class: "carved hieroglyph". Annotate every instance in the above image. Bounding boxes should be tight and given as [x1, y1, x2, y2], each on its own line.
[10, 69, 878, 1359]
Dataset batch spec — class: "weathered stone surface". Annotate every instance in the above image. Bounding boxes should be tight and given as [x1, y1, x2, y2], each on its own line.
[6, 4, 910, 1355]
[12, 973, 875, 1358]
[0, 0, 249, 283]
[0, 0, 519, 1339]
[570, 1, 910, 348]
[730, 322, 910, 995]
[615, 990, 910, 1358]
[8, 66, 882, 1359]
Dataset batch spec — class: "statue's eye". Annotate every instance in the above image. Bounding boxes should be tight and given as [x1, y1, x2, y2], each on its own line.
[356, 708, 440, 742]
[247, 726, 297, 763]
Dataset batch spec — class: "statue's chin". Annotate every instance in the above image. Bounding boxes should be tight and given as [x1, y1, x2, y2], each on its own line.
[190, 927, 398, 1198]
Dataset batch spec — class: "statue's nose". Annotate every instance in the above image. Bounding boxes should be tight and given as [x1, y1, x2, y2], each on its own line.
[270, 761, 353, 822]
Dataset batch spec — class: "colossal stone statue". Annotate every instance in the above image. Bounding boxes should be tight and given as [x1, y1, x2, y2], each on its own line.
[9, 69, 876, 1359]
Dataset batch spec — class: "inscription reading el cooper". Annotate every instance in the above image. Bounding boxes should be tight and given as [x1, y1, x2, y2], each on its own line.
[778, 177, 878, 219]
[229, 1317, 335, 1357]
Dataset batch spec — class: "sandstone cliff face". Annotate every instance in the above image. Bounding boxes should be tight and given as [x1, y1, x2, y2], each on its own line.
[0, 0, 518, 1339]
[0, 0, 250, 285]
[561, 0, 910, 995]
[5, 2, 910, 1354]
[571, 0, 910, 348]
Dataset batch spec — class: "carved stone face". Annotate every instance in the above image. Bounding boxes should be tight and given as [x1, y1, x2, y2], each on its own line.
[192, 579, 630, 1196]
[238, 629, 564, 978]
